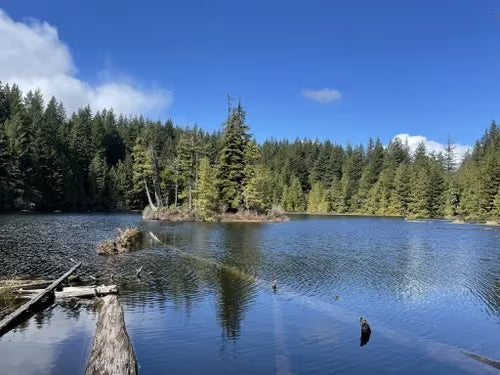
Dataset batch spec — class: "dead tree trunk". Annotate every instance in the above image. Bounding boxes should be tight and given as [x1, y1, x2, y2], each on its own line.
[174, 172, 179, 207]
[144, 178, 157, 212]
[85, 295, 137, 375]
[151, 150, 163, 209]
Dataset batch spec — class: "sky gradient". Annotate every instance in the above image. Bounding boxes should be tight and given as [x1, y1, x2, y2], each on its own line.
[1, 0, 499, 154]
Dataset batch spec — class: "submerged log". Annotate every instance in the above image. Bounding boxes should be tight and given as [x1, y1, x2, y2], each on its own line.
[98, 228, 143, 255]
[464, 352, 500, 370]
[85, 295, 138, 375]
[0, 262, 81, 336]
[15, 285, 118, 299]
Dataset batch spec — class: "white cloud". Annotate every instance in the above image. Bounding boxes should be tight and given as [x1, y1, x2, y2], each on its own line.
[393, 133, 471, 161]
[0, 10, 172, 116]
[302, 88, 342, 104]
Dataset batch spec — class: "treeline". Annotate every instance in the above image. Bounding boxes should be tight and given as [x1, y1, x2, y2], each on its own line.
[0, 82, 499, 219]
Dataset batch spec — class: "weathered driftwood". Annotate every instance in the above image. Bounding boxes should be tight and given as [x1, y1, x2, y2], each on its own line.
[15, 285, 118, 299]
[85, 295, 138, 375]
[0, 262, 81, 336]
[98, 228, 143, 255]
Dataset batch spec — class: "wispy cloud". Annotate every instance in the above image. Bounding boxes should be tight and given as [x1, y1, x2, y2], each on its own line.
[0, 10, 173, 116]
[302, 88, 342, 104]
[393, 134, 471, 161]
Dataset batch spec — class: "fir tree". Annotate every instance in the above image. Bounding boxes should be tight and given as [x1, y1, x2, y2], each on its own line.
[444, 135, 457, 172]
[217, 103, 250, 211]
[393, 163, 411, 216]
[329, 175, 343, 213]
[493, 189, 500, 217]
[307, 182, 329, 213]
[197, 157, 219, 220]
[282, 176, 306, 212]
[132, 139, 156, 210]
[89, 149, 109, 209]
[408, 167, 431, 218]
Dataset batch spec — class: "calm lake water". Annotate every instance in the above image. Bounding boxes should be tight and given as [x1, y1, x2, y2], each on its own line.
[0, 213, 499, 375]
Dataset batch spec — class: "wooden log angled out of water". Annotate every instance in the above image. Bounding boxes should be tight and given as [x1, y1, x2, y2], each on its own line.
[14, 285, 118, 299]
[85, 295, 138, 375]
[0, 262, 81, 337]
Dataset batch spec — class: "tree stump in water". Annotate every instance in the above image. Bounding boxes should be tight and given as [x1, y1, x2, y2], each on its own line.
[85, 295, 137, 375]
[97, 228, 143, 255]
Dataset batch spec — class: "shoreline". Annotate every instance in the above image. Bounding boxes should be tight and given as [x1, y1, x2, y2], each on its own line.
[285, 212, 500, 226]
[1, 209, 498, 226]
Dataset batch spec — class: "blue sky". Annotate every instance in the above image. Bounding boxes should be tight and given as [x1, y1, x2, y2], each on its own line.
[1, 0, 499, 150]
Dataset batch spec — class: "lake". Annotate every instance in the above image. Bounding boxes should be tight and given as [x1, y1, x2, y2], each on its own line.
[0, 213, 499, 375]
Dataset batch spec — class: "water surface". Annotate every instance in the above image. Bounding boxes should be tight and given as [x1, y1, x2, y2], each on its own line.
[0, 213, 499, 374]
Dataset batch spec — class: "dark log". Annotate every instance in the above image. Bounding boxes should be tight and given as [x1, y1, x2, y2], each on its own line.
[85, 295, 138, 375]
[360, 317, 371, 347]
[0, 262, 81, 336]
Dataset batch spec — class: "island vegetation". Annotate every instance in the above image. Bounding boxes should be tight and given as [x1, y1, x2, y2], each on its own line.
[0, 82, 499, 223]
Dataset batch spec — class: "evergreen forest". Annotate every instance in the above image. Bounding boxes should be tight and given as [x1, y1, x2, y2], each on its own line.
[0, 83, 499, 220]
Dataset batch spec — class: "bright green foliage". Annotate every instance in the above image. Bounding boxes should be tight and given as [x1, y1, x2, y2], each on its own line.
[478, 152, 500, 214]
[493, 189, 500, 217]
[393, 163, 411, 216]
[242, 141, 272, 212]
[427, 161, 446, 217]
[311, 140, 333, 184]
[281, 176, 306, 212]
[408, 167, 431, 218]
[132, 139, 155, 208]
[365, 180, 382, 215]
[175, 131, 200, 209]
[197, 157, 219, 220]
[307, 182, 329, 213]
[444, 136, 457, 172]
[243, 165, 272, 213]
[340, 146, 364, 212]
[377, 169, 398, 216]
[444, 179, 460, 217]
[329, 176, 343, 213]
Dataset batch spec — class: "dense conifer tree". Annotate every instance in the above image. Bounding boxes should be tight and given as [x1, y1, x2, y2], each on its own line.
[217, 103, 250, 212]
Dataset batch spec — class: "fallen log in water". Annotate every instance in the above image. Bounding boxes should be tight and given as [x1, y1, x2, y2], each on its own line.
[98, 228, 143, 255]
[85, 295, 138, 375]
[464, 352, 500, 370]
[15, 285, 118, 299]
[0, 262, 81, 336]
